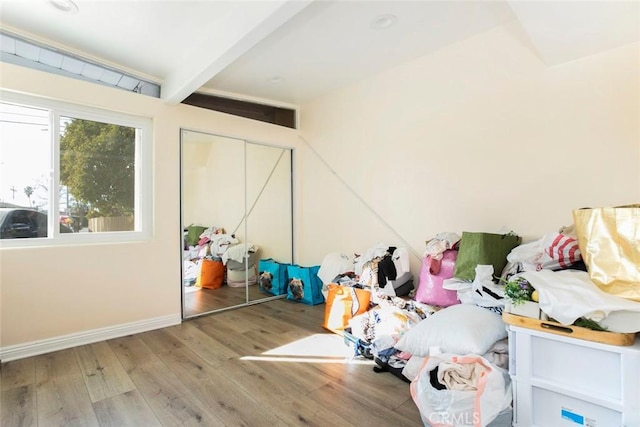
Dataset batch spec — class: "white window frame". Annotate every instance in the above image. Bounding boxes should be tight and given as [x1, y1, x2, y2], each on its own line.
[0, 90, 153, 247]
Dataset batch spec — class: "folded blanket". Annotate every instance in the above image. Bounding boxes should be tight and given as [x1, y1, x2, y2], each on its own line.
[437, 360, 485, 391]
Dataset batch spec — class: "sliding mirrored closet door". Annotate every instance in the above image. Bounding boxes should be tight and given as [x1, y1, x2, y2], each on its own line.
[180, 129, 293, 318]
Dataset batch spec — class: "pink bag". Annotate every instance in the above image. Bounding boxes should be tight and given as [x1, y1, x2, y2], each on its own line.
[415, 249, 460, 307]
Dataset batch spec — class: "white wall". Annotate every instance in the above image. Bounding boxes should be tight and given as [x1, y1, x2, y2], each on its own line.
[0, 62, 300, 353]
[298, 23, 640, 273]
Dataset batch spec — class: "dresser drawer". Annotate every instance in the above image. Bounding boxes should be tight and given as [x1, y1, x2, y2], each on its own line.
[530, 386, 622, 427]
[530, 335, 621, 400]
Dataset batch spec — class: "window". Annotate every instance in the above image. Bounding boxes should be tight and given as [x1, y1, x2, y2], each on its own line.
[0, 31, 161, 98]
[0, 91, 152, 245]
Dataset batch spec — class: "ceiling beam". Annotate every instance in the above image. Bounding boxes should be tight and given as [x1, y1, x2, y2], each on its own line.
[161, 0, 313, 103]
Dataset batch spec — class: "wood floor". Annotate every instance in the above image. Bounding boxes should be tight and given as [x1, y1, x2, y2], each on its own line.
[183, 284, 273, 318]
[1, 299, 422, 426]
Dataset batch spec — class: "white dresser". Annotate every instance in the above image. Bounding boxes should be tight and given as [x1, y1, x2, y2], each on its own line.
[508, 325, 640, 427]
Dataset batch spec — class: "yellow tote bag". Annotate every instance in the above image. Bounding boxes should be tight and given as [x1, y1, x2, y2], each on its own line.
[573, 205, 640, 301]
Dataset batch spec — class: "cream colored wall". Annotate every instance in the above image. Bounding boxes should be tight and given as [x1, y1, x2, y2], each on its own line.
[298, 23, 640, 272]
[0, 62, 300, 348]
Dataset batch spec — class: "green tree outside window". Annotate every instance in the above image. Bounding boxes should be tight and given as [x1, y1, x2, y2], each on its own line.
[59, 119, 135, 218]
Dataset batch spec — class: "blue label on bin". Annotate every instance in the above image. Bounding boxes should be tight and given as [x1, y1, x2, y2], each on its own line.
[561, 408, 585, 425]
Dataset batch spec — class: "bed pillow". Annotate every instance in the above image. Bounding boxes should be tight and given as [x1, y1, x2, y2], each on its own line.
[395, 303, 507, 356]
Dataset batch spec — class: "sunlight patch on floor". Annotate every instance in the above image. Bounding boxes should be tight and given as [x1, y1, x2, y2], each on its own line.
[264, 333, 354, 357]
[240, 355, 374, 365]
[240, 333, 374, 365]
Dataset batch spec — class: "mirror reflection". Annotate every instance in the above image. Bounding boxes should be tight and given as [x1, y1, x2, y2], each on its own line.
[181, 130, 293, 318]
[246, 143, 293, 303]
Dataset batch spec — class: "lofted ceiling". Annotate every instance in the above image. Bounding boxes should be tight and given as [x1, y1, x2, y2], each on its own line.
[0, 0, 638, 108]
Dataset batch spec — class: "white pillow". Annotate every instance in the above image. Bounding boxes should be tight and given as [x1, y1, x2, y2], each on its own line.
[395, 304, 507, 356]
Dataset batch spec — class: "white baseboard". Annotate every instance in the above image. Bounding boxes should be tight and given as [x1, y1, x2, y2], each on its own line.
[0, 314, 182, 362]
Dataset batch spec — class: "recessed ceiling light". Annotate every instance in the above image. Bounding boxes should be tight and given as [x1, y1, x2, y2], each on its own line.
[47, 0, 79, 14]
[371, 14, 397, 30]
[269, 77, 283, 84]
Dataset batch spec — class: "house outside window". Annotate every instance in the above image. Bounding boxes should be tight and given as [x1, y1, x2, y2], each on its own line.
[0, 91, 152, 245]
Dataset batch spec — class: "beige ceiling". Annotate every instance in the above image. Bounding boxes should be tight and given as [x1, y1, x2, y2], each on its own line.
[0, 0, 638, 107]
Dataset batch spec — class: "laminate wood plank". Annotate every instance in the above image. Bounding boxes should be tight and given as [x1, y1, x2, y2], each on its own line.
[107, 335, 163, 371]
[73, 341, 136, 403]
[310, 360, 415, 410]
[1, 384, 36, 427]
[235, 339, 337, 395]
[137, 328, 185, 355]
[221, 357, 353, 427]
[395, 397, 424, 423]
[194, 306, 313, 358]
[165, 321, 237, 366]
[238, 305, 304, 335]
[92, 389, 161, 427]
[35, 348, 82, 382]
[236, 329, 414, 416]
[116, 359, 225, 426]
[109, 332, 224, 426]
[156, 346, 285, 427]
[241, 354, 336, 396]
[237, 330, 352, 394]
[307, 380, 421, 427]
[36, 373, 100, 427]
[252, 300, 327, 331]
[184, 286, 247, 317]
[191, 308, 266, 334]
[194, 321, 267, 358]
[1, 358, 35, 390]
[207, 285, 247, 306]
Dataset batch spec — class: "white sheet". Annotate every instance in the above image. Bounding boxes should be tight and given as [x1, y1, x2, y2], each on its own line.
[221, 242, 257, 264]
[318, 252, 353, 284]
[521, 269, 640, 333]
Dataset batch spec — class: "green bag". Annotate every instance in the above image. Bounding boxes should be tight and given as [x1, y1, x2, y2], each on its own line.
[453, 232, 522, 281]
[186, 225, 208, 246]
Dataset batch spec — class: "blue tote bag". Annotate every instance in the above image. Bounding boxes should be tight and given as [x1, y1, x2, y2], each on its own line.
[258, 258, 290, 296]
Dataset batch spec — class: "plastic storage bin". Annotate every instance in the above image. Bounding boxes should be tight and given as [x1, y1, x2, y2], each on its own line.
[508, 325, 640, 427]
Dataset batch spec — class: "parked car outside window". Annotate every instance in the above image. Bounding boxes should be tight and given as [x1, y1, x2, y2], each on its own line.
[0, 208, 73, 239]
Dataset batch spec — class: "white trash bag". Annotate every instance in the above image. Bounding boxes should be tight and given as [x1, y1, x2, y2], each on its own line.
[410, 351, 512, 427]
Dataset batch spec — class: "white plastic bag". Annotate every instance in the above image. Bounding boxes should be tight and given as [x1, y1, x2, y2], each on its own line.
[444, 266, 504, 309]
[410, 352, 512, 427]
[505, 232, 581, 274]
